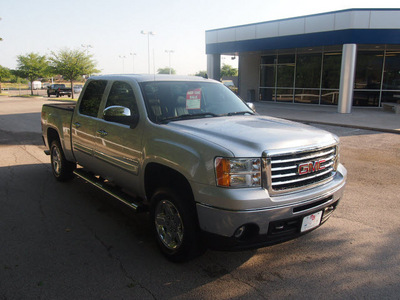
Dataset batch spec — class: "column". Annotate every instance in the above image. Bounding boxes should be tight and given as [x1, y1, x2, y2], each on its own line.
[207, 54, 221, 81]
[338, 44, 357, 114]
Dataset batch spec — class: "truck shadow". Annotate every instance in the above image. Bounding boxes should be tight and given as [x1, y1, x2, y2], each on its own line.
[1, 163, 399, 299]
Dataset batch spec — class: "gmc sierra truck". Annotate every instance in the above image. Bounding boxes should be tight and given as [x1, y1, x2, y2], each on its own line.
[41, 75, 347, 261]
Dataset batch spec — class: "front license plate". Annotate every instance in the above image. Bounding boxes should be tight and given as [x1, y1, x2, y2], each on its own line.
[301, 211, 322, 232]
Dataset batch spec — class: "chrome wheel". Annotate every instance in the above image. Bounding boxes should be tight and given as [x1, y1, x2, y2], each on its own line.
[51, 145, 62, 176]
[155, 199, 184, 250]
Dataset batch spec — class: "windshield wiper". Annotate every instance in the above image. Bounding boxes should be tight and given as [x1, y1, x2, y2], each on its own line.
[160, 112, 219, 124]
[226, 111, 255, 116]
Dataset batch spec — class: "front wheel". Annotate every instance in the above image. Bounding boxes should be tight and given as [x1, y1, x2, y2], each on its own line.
[50, 140, 76, 181]
[150, 187, 205, 262]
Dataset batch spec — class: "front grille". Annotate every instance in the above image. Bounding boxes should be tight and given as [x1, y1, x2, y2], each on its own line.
[264, 144, 338, 195]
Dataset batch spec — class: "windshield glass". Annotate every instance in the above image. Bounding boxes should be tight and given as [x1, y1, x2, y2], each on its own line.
[140, 81, 253, 123]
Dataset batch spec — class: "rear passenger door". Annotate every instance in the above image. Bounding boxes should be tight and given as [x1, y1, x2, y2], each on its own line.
[71, 80, 108, 172]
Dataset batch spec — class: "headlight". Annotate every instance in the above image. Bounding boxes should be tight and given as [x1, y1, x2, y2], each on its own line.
[215, 157, 261, 188]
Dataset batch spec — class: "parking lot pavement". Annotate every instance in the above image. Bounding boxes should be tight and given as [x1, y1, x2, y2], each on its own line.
[1, 96, 400, 299]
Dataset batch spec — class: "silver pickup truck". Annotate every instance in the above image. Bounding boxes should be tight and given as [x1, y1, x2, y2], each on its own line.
[41, 74, 347, 261]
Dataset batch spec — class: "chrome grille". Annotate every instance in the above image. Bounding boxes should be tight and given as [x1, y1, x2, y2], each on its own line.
[264, 144, 338, 195]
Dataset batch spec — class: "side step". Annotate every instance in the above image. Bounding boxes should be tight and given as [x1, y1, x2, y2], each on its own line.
[73, 169, 145, 212]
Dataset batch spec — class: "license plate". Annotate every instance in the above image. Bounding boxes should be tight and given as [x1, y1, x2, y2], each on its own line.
[301, 211, 322, 232]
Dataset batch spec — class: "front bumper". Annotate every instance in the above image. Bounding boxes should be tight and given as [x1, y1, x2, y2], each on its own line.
[195, 164, 346, 250]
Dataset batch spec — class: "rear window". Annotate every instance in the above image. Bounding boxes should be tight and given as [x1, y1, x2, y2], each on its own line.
[79, 80, 107, 117]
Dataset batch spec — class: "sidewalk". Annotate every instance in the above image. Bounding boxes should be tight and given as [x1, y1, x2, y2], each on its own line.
[253, 102, 400, 134]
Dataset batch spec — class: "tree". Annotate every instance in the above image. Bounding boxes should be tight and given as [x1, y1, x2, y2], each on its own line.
[220, 64, 238, 77]
[49, 48, 99, 98]
[0, 65, 11, 92]
[194, 70, 207, 78]
[157, 67, 176, 75]
[16, 53, 49, 95]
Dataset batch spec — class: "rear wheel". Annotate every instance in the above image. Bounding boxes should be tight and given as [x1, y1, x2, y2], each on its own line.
[50, 140, 76, 181]
[150, 187, 205, 262]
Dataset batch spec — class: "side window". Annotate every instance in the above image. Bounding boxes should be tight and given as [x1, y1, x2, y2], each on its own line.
[105, 81, 138, 114]
[79, 80, 107, 117]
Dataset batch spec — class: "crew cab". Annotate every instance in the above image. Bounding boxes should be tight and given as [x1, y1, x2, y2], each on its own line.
[47, 84, 72, 98]
[41, 75, 347, 261]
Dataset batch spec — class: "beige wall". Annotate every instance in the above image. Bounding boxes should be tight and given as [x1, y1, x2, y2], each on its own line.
[238, 53, 261, 101]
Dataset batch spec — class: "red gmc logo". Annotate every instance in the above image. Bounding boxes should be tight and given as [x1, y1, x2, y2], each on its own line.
[298, 160, 326, 175]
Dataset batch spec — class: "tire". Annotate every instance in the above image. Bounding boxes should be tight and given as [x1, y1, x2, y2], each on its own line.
[150, 187, 205, 262]
[50, 140, 76, 181]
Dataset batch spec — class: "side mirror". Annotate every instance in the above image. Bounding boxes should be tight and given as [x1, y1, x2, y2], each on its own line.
[246, 102, 256, 112]
[103, 105, 139, 127]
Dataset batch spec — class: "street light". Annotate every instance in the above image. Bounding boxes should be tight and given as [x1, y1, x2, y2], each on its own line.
[165, 50, 174, 74]
[141, 30, 156, 74]
[119, 55, 126, 73]
[130, 52, 136, 73]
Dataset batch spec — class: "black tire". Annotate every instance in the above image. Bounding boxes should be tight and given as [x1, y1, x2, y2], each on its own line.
[50, 140, 76, 181]
[150, 187, 205, 262]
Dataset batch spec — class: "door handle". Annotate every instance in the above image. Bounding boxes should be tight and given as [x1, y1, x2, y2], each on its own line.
[97, 129, 108, 136]
[73, 122, 81, 128]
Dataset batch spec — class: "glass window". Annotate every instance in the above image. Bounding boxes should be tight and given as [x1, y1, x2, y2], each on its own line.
[320, 90, 339, 105]
[276, 89, 293, 102]
[79, 80, 107, 117]
[278, 54, 295, 64]
[261, 55, 276, 64]
[383, 51, 400, 91]
[260, 65, 276, 88]
[259, 88, 275, 101]
[322, 52, 341, 89]
[277, 64, 295, 88]
[105, 81, 138, 114]
[353, 91, 380, 106]
[381, 91, 400, 104]
[355, 51, 383, 89]
[294, 89, 320, 104]
[296, 53, 322, 88]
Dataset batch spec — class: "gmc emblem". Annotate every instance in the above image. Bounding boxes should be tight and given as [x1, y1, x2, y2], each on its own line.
[298, 160, 326, 175]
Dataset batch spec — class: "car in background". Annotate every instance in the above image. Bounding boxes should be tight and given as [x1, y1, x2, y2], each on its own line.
[73, 85, 83, 94]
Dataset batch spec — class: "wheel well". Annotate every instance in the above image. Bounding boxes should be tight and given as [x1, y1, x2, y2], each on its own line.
[145, 163, 193, 202]
[47, 128, 60, 149]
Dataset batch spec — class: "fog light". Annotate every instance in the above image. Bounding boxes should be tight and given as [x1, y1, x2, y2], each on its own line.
[234, 226, 246, 238]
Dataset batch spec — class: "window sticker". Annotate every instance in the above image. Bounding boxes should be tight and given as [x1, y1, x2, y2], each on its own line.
[186, 88, 201, 110]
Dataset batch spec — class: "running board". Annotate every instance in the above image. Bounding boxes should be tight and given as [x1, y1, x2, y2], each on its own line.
[73, 169, 145, 212]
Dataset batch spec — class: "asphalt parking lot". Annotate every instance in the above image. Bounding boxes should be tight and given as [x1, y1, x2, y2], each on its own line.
[1, 96, 399, 299]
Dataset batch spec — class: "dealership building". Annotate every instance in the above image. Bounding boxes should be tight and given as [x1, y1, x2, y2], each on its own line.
[206, 9, 400, 113]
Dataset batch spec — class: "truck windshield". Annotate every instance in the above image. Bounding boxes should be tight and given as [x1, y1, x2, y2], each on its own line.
[140, 81, 254, 123]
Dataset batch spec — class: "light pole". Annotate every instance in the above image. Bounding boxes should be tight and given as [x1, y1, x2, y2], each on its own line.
[130, 52, 136, 73]
[119, 55, 126, 73]
[165, 50, 174, 74]
[141, 30, 155, 74]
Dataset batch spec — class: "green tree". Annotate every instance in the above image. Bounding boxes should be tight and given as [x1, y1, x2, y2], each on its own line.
[194, 70, 207, 78]
[0, 65, 11, 92]
[220, 64, 238, 77]
[157, 67, 176, 75]
[16, 53, 49, 95]
[49, 48, 99, 98]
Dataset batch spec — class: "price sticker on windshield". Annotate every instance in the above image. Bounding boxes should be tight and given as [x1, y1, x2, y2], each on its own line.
[186, 89, 201, 110]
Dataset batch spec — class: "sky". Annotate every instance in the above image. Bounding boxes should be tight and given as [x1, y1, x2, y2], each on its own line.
[0, 0, 399, 76]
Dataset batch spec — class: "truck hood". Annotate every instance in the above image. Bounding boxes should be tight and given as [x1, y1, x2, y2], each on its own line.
[166, 115, 337, 157]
